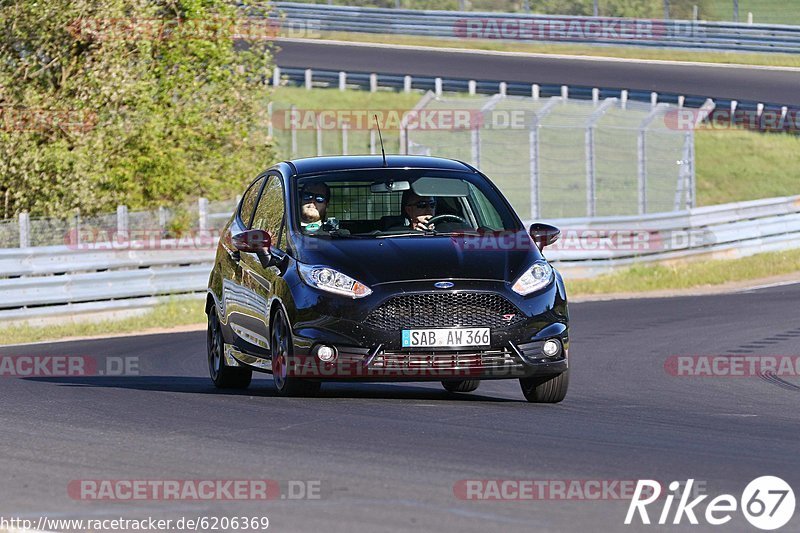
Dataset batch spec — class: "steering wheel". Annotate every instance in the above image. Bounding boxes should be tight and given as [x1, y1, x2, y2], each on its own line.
[427, 214, 468, 226]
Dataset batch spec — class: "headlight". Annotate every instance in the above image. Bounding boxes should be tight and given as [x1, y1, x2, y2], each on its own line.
[297, 263, 372, 299]
[511, 260, 554, 296]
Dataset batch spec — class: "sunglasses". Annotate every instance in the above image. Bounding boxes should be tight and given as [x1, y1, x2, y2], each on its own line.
[406, 200, 437, 209]
[301, 192, 328, 203]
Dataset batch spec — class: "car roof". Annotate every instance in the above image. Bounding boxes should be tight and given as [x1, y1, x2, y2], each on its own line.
[284, 155, 476, 177]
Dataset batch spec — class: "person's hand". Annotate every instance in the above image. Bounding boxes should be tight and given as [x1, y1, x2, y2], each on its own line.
[415, 215, 434, 231]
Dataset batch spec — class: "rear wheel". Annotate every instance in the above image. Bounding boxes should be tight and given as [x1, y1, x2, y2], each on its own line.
[441, 379, 480, 393]
[271, 309, 321, 397]
[207, 306, 252, 389]
[520, 370, 569, 403]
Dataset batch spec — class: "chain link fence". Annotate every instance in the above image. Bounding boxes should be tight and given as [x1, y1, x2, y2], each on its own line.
[269, 92, 702, 220]
[0, 198, 239, 249]
[408, 94, 698, 219]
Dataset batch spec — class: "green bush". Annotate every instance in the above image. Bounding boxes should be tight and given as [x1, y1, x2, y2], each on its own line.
[0, 0, 276, 218]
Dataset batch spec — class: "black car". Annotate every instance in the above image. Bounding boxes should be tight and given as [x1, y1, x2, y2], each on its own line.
[206, 155, 569, 402]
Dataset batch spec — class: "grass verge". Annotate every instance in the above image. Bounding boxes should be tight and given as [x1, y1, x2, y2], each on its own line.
[567, 248, 800, 295]
[304, 32, 800, 68]
[0, 299, 206, 346]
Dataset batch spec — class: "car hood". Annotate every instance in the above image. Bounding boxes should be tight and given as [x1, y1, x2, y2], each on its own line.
[293, 233, 542, 286]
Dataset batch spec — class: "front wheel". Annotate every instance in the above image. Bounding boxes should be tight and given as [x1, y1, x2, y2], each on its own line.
[271, 309, 321, 397]
[441, 379, 480, 393]
[207, 306, 252, 389]
[520, 370, 568, 403]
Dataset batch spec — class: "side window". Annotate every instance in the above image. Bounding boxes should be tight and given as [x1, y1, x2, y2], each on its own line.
[251, 176, 286, 247]
[239, 176, 265, 227]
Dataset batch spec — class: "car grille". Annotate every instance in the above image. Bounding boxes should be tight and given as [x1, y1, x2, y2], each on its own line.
[364, 292, 525, 330]
[370, 349, 523, 371]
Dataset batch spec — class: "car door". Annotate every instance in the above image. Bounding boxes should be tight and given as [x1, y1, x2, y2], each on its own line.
[221, 174, 269, 355]
[238, 172, 289, 357]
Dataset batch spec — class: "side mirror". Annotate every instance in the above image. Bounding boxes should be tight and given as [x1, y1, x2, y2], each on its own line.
[232, 229, 272, 254]
[529, 223, 560, 251]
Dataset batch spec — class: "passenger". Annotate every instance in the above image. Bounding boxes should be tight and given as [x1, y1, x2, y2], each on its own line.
[299, 183, 329, 233]
[402, 190, 437, 231]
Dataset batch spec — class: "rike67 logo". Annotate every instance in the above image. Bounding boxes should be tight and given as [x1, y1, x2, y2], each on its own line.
[626, 477, 795, 530]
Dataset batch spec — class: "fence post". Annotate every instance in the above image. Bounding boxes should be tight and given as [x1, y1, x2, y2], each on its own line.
[198, 198, 208, 232]
[532, 84, 539, 100]
[370, 73, 378, 93]
[637, 129, 647, 215]
[584, 98, 617, 217]
[400, 125, 408, 155]
[18, 211, 29, 248]
[499, 82, 507, 96]
[435, 77, 443, 97]
[529, 119, 540, 220]
[338, 71, 346, 91]
[341, 122, 349, 155]
[290, 105, 297, 158]
[305, 68, 312, 90]
[404, 75, 412, 93]
[621, 90, 628, 109]
[733, 0, 739, 22]
[470, 125, 481, 168]
[158, 206, 167, 232]
[651, 92, 658, 108]
[592, 88, 599, 106]
[370, 128, 377, 154]
[272, 66, 281, 87]
[117, 204, 129, 240]
[74, 209, 81, 247]
[561, 85, 569, 100]
[468, 80, 476, 96]
[637, 104, 668, 215]
[685, 131, 695, 208]
[316, 112, 323, 156]
[267, 101, 274, 138]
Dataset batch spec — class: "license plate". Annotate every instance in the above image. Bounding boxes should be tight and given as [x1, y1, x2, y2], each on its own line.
[401, 328, 491, 348]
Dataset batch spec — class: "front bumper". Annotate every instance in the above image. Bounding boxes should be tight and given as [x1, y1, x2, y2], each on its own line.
[285, 328, 568, 382]
[283, 276, 569, 382]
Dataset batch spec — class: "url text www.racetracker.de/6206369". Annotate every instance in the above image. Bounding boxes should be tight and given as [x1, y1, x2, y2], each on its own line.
[0, 515, 270, 531]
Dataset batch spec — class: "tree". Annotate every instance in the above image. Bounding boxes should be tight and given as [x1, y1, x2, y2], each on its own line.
[0, 0, 275, 218]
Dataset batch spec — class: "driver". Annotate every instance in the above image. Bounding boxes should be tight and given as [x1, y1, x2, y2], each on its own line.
[402, 190, 437, 231]
[299, 182, 330, 233]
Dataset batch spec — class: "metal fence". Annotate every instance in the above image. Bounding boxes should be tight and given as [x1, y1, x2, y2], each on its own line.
[271, 91, 707, 219]
[0, 198, 237, 250]
[273, 2, 800, 53]
[276, 0, 800, 25]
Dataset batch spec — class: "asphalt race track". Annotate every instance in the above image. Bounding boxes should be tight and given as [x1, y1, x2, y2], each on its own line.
[2, 283, 799, 532]
[274, 39, 800, 107]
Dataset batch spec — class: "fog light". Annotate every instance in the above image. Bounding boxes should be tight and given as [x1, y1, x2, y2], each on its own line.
[316, 345, 337, 362]
[542, 339, 561, 358]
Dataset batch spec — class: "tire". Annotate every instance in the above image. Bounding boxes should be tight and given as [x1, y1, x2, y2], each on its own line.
[441, 379, 481, 393]
[207, 306, 252, 389]
[520, 370, 569, 403]
[270, 309, 321, 397]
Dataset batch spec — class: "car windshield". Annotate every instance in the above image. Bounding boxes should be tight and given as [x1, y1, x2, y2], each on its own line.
[293, 169, 521, 238]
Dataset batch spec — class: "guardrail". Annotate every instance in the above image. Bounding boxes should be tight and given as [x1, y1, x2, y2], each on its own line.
[273, 66, 796, 125]
[2, 195, 799, 323]
[273, 2, 800, 54]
